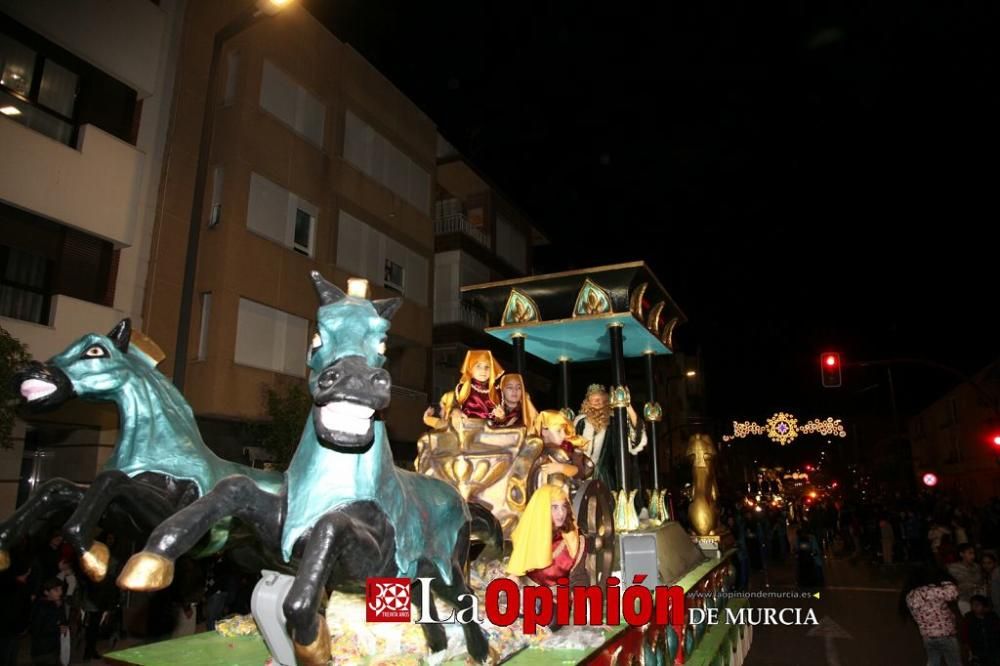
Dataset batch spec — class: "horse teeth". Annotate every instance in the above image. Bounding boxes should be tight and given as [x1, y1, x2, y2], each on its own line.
[21, 379, 56, 402]
[319, 402, 373, 435]
[324, 402, 375, 419]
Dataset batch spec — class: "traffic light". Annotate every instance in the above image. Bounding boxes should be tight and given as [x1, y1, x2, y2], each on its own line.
[820, 352, 842, 388]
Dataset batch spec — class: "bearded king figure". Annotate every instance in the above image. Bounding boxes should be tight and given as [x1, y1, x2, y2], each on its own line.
[573, 383, 647, 490]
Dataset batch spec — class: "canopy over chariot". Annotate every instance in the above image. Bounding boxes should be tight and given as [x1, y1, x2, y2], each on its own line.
[415, 261, 687, 586]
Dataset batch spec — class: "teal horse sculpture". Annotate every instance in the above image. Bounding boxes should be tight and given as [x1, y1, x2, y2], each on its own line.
[119, 273, 496, 665]
[0, 320, 282, 579]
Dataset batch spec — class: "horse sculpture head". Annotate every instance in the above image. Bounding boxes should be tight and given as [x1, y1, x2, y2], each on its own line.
[308, 271, 401, 450]
[14, 319, 146, 409]
[687, 433, 717, 470]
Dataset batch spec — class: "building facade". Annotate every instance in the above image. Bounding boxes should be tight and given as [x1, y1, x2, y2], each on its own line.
[430, 140, 549, 411]
[0, 0, 183, 516]
[908, 358, 1000, 505]
[142, 1, 437, 461]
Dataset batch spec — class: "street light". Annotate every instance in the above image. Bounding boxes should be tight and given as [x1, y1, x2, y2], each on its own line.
[685, 370, 697, 378]
[173, 0, 294, 390]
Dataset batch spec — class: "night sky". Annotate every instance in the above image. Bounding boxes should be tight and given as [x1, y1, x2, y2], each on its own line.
[306, 1, 998, 427]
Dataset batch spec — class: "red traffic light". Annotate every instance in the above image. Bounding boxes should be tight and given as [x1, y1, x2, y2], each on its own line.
[820, 352, 842, 388]
[922, 472, 938, 487]
[992, 435, 1000, 448]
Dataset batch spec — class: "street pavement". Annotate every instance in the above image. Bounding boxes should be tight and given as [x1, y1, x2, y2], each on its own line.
[742, 552, 928, 666]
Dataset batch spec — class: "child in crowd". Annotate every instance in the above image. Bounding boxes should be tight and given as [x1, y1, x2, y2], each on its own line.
[30, 578, 68, 666]
[961, 595, 1000, 666]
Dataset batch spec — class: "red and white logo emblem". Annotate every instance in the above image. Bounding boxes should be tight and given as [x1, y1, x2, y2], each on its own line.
[366, 578, 411, 622]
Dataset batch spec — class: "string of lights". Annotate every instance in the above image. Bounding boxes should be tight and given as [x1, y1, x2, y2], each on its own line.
[722, 412, 847, 445]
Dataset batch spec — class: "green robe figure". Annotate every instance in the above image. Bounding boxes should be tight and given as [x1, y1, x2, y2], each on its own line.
[572, 384, 647, 490]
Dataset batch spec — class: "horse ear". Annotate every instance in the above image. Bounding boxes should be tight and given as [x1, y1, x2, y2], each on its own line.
[108, 319, 132, 353]
[311, 271, 346, 306]
[373, 297, 402, 321]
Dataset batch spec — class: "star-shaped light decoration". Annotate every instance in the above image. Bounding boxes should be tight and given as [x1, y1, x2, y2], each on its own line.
[766, 412, 799, 446]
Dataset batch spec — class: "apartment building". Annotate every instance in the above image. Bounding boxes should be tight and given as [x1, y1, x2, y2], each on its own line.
[142, 1, 437, 460]
[0, 0, 182, 516]
[431, 138, 549, 404]
[908, 357, 1000, 505]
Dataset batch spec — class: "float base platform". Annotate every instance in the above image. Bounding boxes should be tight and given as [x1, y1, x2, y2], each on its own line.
[105, 554, 751, 666]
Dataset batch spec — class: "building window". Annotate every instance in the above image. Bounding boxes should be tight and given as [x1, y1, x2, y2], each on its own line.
[197, 292, 212, 360]
[223, 50, 239, 106]
[336, 211, 428, 305]
[0, 201, 116, 324]
[259, 60, 324, 148]
[0, 20, 137, 146]
[384, 259, 404, 292]
[0, 33, 35, 96]
[234, 298, 309, 377]
[293, 208, 314, 256]
[37, 60, 77, 117]
[209, 166, 224, 228]
[0, 246, 49, 324]
[0, 33, 75, 144]
[247, 172, 318, 257]
[343, 110, 431, 214]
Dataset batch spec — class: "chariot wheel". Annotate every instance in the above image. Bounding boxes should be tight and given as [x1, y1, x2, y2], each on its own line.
[572, 479, 615, 588]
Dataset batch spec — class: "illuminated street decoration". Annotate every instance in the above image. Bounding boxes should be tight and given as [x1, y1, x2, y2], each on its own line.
[722, 413, 847, 445]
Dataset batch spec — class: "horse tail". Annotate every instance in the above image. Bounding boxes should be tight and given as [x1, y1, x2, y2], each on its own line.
[467, 501, 503, 561]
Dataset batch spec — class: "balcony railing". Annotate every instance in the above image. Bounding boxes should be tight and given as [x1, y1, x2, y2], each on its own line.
[434, 302, 488, 329]
[390, 385, 428, 403]
[434, 212, 491, 249]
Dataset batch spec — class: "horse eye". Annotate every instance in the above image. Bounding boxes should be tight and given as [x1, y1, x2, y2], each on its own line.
[83, 345, 107, 358]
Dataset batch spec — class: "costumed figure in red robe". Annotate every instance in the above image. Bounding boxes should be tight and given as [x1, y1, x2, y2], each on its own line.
[423, 350, 504, 428]
[488, 372, 539, 428]
[507, 484, 588, 590]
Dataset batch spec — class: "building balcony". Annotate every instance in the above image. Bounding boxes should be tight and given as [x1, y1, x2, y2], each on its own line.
[433, 302, 488, 329]
[0, 121, 144, 246]
[1, 294, 125, 362]
[0, 0, 167, 97]
[391, 384, 428, 404]
[434, 211, 491, 250]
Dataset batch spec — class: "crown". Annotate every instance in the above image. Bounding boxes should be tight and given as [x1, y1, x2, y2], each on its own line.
[585, 383, 607, 396]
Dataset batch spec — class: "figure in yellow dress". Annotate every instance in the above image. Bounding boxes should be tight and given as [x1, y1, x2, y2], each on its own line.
[507, 484, 586, 587]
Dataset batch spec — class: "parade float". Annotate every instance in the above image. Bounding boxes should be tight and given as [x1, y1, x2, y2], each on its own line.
[6, 264, 752, 665]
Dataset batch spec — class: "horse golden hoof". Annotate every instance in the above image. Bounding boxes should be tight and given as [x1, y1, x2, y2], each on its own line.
[292, 620, 331, 666]
[117, 552, 174, 591]
[80, 541, 110, 582]
[0, 549, 9, 571]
